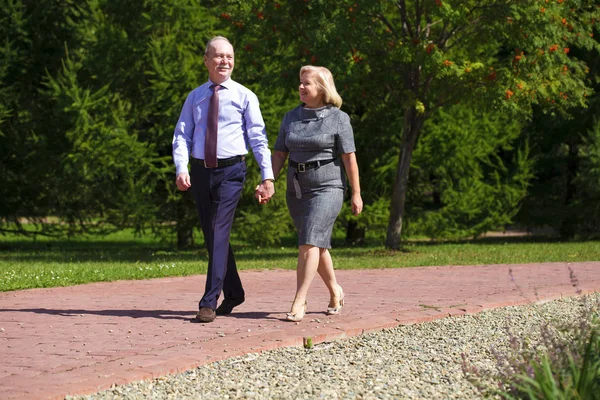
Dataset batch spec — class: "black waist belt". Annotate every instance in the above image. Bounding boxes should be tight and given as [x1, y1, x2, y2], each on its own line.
[191, 155, 245, 168]
[289, 158, 336, 173]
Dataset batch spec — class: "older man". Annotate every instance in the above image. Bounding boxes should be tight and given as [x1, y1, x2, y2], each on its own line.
[172, 36, 275, 323]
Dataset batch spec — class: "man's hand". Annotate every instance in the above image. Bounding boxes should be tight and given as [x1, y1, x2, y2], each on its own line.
[255, 179, 275, 204]
[176, 172, 191, 191]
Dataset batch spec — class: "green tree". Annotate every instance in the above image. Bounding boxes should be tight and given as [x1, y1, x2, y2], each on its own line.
[231, 51, 299, 246]
[406, 104, 532, 239]
[516, 41, 600, 239]
[44, 56, 163, 233]
[224, 0, 600, 248]
[0, 0, 97, 235]
[0, 0, 225, 246]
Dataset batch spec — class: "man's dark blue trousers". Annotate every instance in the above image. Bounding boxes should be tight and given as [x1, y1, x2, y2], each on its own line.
[190, 158, 246, 310]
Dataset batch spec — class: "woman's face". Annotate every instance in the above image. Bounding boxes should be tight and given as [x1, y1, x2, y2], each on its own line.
[299, 71, 324, 108]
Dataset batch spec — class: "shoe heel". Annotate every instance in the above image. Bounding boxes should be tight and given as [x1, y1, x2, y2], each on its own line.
[326, 287, 345, 315]
[286, 302, 307, 322]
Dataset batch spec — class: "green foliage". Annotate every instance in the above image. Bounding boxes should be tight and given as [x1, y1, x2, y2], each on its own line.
[44, 56, 166, 231]
[404, 105, 533, 239]
[463, 294, 600, 400]
[0, 0, 224, 243]
[223, 0, 600, 246]
[338, 196, 391, 241]
[507, 321, 600, 400]
[0, 0, 71, 232]
[516, 44, 600, 240]
[235, 186, 295, 246]
[2, 0, 599, 245]
[507, 339, 600, 400]
[575, 120, 600, 238]
[235, 86, 296, 224]
[220, 0, 597, 117]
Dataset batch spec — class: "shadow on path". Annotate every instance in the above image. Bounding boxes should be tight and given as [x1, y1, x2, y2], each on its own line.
[0, 308, 194, 321]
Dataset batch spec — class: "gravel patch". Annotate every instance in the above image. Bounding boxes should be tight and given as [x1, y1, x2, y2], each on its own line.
[70, 293, 600, 400]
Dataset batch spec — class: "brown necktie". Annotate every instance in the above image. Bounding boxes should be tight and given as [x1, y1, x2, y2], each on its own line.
[204, 84, 221, 168]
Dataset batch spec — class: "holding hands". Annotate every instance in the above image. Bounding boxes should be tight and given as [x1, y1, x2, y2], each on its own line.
[176, 172, 275, 206]
[255, 179, 275, 205]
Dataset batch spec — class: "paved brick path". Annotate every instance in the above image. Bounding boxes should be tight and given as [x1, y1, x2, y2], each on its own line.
[1, 262, 600, 400]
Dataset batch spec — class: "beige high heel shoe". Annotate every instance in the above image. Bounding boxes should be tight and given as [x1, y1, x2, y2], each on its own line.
[326, 286, 345, 315]
[286, 302, 307, 322]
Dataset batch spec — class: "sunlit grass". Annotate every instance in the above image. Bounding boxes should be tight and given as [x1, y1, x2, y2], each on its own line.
[1, 229, 599, 292]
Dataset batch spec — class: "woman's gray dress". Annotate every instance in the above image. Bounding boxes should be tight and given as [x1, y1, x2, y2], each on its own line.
[275, 105, 356, 248]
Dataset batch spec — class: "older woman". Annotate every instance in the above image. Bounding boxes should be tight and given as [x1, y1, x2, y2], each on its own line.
[271, 65, 363, 322]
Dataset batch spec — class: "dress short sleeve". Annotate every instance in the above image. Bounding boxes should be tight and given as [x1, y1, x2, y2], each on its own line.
[336, 111, 356, 155]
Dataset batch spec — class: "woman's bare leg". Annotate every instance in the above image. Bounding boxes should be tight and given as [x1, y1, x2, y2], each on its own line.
[316, 248, 343, 307]
[289, 244, 320, 315]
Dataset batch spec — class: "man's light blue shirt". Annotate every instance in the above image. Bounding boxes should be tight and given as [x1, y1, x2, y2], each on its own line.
[172, 78, 274, 181]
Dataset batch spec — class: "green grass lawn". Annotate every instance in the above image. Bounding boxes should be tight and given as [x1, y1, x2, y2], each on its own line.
[1, 230, 599, 292]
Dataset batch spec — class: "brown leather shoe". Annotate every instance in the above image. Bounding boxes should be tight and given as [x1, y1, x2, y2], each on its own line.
[195, 307, 216, 323]
[216, 297, 245, 316]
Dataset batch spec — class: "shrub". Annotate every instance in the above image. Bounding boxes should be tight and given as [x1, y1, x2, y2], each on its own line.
[462, 294, 600, 399]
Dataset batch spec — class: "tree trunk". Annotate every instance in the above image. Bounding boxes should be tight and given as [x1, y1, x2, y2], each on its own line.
[345, 219, 365, 245]
[385, 108, 424, 250]
[177, 223, 194, 249]
[176, 195, 195, 249]
[559, 140, 579, 239]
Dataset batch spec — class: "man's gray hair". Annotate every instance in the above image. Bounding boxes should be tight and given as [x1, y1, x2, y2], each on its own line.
[205, 36, 233, 55]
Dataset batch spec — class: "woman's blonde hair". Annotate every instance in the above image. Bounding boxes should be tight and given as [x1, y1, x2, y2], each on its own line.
[300, 65, 343, 108]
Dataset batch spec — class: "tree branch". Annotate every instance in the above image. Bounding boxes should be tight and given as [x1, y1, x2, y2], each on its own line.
[440, 1, 500, 50]
[415, 0, 423, 37]
[396, 0, 413, 38]
[375, 12, 399, 40]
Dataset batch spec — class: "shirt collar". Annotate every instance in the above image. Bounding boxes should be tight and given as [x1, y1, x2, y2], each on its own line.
[208, 78, 232, 90]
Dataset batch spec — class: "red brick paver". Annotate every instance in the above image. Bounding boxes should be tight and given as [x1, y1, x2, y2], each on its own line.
[1, 262, 599, 400]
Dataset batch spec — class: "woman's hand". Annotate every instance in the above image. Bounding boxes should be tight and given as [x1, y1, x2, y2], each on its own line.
[351, 192, 363, 215]
[341, 152, 362, 216]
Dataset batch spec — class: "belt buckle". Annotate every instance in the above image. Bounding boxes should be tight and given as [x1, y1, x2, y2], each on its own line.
[297, 163, 306, 173]
[204, 160, 217, 168]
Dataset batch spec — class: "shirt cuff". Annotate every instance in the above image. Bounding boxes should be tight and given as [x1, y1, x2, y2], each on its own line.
[261, 170, 275, 182]
[175, 163, 189, 176]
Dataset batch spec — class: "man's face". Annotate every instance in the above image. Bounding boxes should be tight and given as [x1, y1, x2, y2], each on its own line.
[204, 40, 234, 84]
